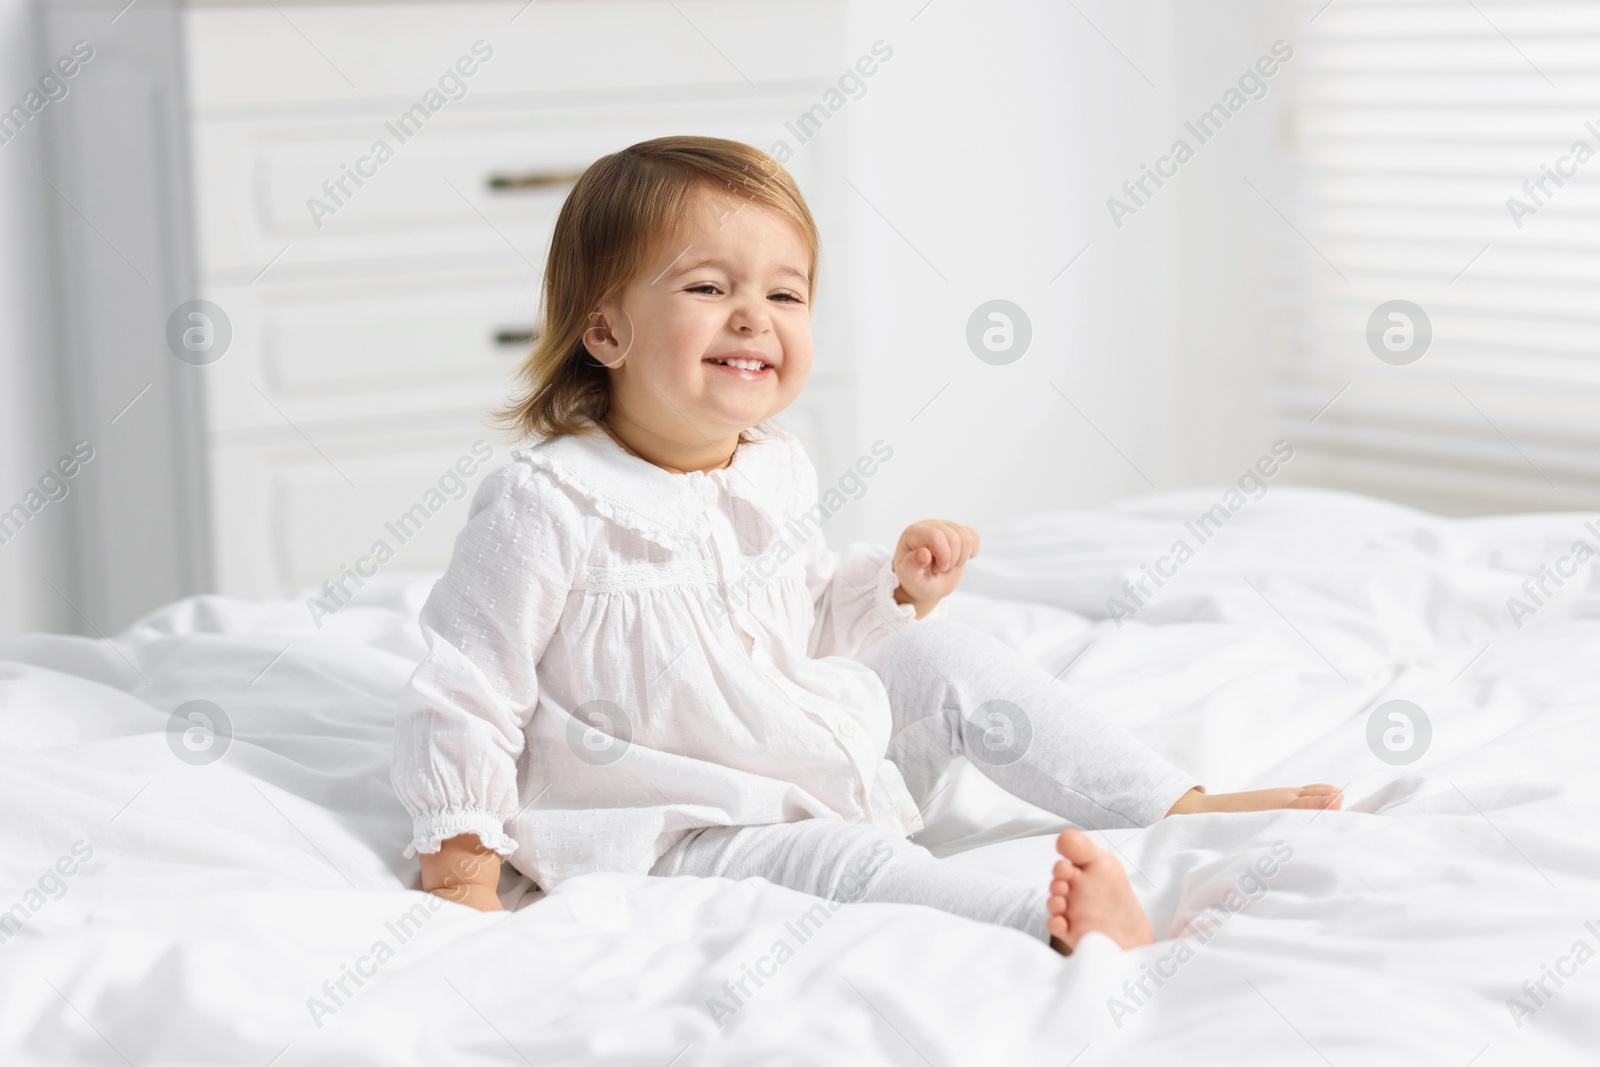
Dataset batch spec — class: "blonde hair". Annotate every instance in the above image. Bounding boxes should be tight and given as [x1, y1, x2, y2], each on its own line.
[496, 135, 819, 442]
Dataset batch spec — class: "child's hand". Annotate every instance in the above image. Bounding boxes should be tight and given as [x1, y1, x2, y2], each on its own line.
[892, 519, 980, 618]
[419, 833, 504, 912]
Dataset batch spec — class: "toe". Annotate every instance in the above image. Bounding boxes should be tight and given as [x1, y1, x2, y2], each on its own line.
[1053, 859, 1075, 881]
[1047, 895, 1067, 915]
[1056, 829, 1102, 868]
[1050, 879, 1070, 896]
[1047, 915, 1068, 940]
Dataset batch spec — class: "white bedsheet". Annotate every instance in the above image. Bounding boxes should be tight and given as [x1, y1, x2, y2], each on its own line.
[2, 486, 1597, 1065]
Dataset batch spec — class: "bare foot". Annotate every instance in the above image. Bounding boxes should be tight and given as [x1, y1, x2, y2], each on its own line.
[1165, 784, 1342, 816]
[1046, 830, 1154, 954]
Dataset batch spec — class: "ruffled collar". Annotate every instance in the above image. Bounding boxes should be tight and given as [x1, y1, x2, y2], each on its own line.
[512, 422, 805, 548]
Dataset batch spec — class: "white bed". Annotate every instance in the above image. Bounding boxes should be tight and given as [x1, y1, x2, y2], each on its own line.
[2, 487, 1597, 1065]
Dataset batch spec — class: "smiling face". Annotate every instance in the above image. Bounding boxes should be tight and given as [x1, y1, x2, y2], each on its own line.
[582, 183, 814, 469]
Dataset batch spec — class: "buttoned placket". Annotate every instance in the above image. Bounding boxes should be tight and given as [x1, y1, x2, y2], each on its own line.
[694, 473, 879, 818]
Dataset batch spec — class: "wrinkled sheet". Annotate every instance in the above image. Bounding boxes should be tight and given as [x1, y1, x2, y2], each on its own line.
[1, 486, 1597, 1065]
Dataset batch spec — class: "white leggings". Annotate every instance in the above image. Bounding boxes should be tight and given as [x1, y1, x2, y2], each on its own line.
[649, 620, 1198, 942]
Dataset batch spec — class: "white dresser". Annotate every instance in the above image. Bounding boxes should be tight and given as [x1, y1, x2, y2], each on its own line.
[45, 0, 863, 630]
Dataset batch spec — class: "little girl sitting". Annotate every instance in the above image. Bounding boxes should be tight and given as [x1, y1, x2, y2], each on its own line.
[390, 135, 1340, 952]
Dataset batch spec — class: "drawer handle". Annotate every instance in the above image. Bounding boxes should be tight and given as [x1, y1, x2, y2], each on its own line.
[487, 170, 584, 191]
[494, 327, 540, 348]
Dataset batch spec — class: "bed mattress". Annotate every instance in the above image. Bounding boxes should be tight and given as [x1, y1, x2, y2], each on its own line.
[2, 487, 1596, 1065]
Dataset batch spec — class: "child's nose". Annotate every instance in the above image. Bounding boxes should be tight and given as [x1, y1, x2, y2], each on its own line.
[727, 296, 771, 333]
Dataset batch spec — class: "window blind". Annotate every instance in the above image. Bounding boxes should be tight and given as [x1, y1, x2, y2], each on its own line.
[1283, 0, 1600, 514]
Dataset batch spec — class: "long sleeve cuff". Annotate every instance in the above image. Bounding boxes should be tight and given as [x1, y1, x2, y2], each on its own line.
[1128, 768, 1205, 827]
[862, 553, 921, 644]
[877, 554, 957, 623]
[404, 808, 518, 859]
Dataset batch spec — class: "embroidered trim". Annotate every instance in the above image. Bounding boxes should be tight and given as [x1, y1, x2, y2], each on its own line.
[514, 450, 703, 550]
[581, 559, 720, 593]
[874, 554, 918, 624]
[511, 425, 809, 552]
[405, 809, 518, 859]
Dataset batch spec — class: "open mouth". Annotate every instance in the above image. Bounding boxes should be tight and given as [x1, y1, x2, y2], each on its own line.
[704, 355, 775, 378]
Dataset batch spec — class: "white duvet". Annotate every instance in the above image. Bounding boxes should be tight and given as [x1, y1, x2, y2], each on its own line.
[2, 487, 1597, 1066]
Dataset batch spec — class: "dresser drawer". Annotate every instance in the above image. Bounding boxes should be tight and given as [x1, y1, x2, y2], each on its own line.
[183, 0, 848, 111]
[198, 270, 535, 441]
[208, 424, 508, 600]
[191, 96, 828, 276]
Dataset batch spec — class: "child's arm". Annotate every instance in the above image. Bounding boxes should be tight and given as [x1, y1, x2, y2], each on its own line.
[792, 437, 975, 657]
[803, 534, 908, 661]
[391, 460, 582, 907]
[802, 517, 980, 659]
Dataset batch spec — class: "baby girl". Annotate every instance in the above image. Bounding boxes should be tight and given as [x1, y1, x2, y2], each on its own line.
[390, 135, 1340, 953]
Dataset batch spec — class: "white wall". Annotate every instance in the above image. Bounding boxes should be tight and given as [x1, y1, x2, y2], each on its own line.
[0, 0, 73, 641]
[1166, 0, 1296, 483]
[832, 0, 1287, 546]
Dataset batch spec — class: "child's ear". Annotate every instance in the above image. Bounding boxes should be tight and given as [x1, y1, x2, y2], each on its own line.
[582, 310, 625, 368]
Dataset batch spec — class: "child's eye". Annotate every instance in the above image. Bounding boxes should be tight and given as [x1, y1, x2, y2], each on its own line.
[771, 292, 804, 304]
[686, 284, 722, 295]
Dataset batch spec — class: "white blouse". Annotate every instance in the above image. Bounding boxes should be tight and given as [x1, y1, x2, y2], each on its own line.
[391, 424, 929, 889]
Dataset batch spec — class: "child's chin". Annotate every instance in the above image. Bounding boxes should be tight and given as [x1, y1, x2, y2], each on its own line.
[705, 397, 781, 430]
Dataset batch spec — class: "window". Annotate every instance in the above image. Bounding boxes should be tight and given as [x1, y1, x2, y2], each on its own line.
[1285, 0, 1600, 513]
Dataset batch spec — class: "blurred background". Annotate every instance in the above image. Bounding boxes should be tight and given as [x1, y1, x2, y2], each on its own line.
[0, 0, 1595, 638]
